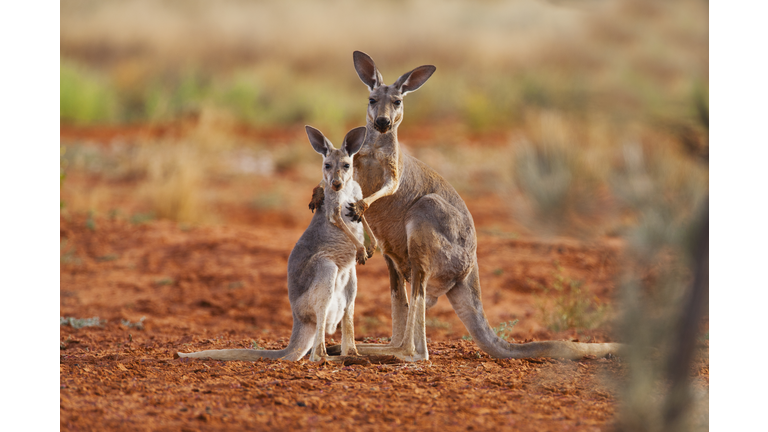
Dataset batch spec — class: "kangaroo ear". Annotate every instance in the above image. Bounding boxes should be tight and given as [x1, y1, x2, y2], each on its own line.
[394, 65, 436, 95]
[353, 51, 384, 91]
[342, 126, 367, 156]
[305, 125, 334, 156]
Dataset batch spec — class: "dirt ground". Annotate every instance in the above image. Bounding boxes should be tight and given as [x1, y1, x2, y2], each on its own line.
[60, 125, 708, 431]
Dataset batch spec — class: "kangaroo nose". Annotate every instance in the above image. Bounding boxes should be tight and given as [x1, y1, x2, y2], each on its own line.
[375, 117, 391, 131]
[332, 180, 342, 190]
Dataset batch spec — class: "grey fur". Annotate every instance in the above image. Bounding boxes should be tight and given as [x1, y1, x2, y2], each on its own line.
[341, 51, 622, 361]
[177, 126, 376, 362]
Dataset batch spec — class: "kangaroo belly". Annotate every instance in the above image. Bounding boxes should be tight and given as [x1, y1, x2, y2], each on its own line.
[362, 153, 476, 278]
[326, 267, 355, 334]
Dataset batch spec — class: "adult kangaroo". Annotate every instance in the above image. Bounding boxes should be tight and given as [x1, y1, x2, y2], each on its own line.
[311, 51, 621, 361]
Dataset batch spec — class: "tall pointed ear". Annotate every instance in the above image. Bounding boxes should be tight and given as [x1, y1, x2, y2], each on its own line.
[353, 51, 384, 91]
[342, 126, 367, 156]
[393, 65, 436, 95]
[305, 125, 334, 156]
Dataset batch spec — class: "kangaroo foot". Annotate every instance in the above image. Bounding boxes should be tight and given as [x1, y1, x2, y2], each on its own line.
[308, 186, 325, 213]
[317, 355, 403, 365]
[346, 200, 368, 222]
[324, 344, 361, 357]
[354, 343, 427, 362]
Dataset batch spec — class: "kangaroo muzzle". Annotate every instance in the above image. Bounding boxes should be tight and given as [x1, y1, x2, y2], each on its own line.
[374, 116, 391, 133]
[332, 179, 343, 191]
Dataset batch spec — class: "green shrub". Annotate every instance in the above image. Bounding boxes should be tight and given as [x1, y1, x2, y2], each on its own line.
[60, 61, 119, 124]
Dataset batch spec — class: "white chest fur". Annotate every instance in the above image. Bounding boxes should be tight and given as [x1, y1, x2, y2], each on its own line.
[323, 182, 365, 242]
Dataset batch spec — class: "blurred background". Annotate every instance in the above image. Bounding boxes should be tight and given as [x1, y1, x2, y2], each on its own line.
[60, 0, 709, 430]
[60, 0, 708, 231]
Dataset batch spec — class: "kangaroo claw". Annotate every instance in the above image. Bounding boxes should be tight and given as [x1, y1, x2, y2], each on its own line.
[346, 200, 368, 222]
[309, 186, 325, 213]
[366, 245, 375, 259]
[356, 248, 368, 265]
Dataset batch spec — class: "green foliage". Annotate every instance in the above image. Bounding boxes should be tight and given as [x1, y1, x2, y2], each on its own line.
[130, 212, 156, 225]
[155, 277, 174, 286]
[535, 262, 609, 332]
[59, 56, 696, 133]
[61, 60, 366, 128]
[251, 340, 264, 350]
[60, 146, 68, 209]
[60, 316, 105, 329]
[121, 317, 146, 330]
[60, 61, 119, 124]
[493, 319, 519, 341]
[96, 254, 119, 262]
[143, 71, 211, 122]
[60, 239, 81, 265]
[85, 211, 96, 231]
[217, 76, 264, 124]
[249, 191, 283, 210]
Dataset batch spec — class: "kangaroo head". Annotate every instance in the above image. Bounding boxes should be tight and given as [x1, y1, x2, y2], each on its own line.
[306, 125, 367, 191]
[353, 51, 436, 134]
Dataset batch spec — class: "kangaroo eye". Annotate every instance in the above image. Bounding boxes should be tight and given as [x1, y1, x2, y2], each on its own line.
[393, 100, 402, 106]
[324, 163, 331, 169]
[344, 164, 350, 169]
[369, 98, 376, 105]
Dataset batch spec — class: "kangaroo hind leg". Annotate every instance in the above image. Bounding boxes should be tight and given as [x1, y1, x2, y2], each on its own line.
[306, 259, 338, 362]
[340, 268, 359, 357]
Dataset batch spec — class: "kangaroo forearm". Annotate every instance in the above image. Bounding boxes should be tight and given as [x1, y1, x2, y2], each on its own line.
[363, 178, 399, 207]
[361, 216, 378, 249]
[332, 214, 365, 249]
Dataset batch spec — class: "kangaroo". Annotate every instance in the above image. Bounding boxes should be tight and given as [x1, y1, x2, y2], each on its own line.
[310, 51, 622, 361]
[177, 126, 377, 362]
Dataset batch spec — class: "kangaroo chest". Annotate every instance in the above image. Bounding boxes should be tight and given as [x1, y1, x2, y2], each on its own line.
[324, 186, 365, 243]
[354, 141, 398, 198]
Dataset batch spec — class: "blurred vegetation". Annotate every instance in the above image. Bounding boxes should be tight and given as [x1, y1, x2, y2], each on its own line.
[59, 0, 708, 228]
[60, 316, 105, 329]
[59, 56, 707, 134]
[534, 262, 610, 333]
[61, 62, 120, 124]
[60, 0, 707, 134]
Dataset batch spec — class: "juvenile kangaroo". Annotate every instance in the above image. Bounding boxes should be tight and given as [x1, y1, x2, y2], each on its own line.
[311, 51, 621, 361]
[178, 126, 377, 362]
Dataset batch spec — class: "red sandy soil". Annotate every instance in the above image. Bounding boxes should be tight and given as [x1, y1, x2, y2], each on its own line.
[60, 125, 708, 431]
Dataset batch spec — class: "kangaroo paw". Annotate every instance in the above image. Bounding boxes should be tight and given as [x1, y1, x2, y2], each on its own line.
[308, 186, 325, 213]
[356, 247, 368, 265]
[346, 200, 368, 222]
[366, 245, 375, 259]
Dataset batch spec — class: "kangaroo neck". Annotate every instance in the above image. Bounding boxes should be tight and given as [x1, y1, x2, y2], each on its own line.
[364, 123, 398, 150]
[322, 185, 341, 220]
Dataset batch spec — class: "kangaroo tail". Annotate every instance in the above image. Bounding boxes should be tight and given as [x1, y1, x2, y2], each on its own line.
[176, 319, 316, 362]
[446, 265, 623, 360]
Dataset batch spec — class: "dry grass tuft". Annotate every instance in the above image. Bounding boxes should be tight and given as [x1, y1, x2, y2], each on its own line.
[139, 143, 206, 224]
